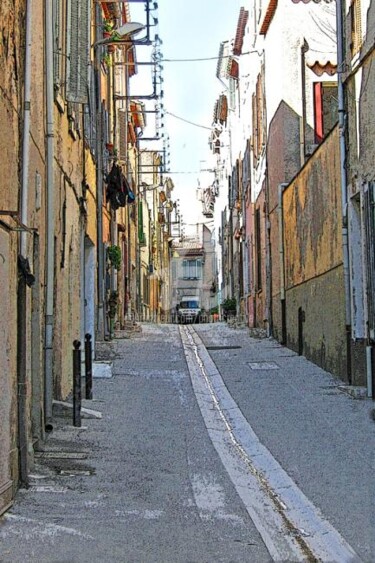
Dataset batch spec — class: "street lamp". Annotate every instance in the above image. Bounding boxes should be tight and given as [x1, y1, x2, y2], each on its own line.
[93, 22, 145, 47]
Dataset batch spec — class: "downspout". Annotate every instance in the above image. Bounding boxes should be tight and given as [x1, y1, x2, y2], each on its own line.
[110, 51, 117, 338]
[336, 0, 352, 383]
[95, 4, 105, 341]
[263, 54, 272, 338]
[44, 0, 55, 431]
[278, 183, 288, 345]
[300, 39, 309, 167]
[20, 0, 32, 257]
[16, 0, 33, 486]
[265, 176, 272, 337]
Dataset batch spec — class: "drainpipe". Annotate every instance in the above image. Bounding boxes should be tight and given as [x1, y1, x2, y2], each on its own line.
[95, 4, 105, 341]
[265, 184, 272, 337]
[44, 0, 55, 431]
[300, 40, 309, 167]
[336, 0, 352, 383]
[16, 0, 33, 486]
[20, 0, 32, 256]
[278, 183, 288, 345]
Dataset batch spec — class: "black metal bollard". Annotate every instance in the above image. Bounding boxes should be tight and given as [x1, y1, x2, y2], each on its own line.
[72, 340, 81, 427]
[85, 333, 93, 400]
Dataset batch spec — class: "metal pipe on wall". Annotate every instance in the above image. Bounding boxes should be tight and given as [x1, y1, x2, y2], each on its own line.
[336, 0, 352, 383]
[95, 4, 105, 341]
[20, 0, 32, 256]
[44, 0, 55, 431]
[278, 183, 288, 345]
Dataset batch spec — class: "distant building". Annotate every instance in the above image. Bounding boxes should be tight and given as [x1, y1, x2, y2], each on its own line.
[171, 224, 218, 318]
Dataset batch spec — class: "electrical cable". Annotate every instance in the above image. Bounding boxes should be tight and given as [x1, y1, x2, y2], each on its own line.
[160, 50, 263, 63]
[165, 111, 213, 130]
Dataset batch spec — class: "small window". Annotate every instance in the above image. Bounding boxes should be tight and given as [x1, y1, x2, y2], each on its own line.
[313, 82, 338, 144]
[182, 259, 202, 280]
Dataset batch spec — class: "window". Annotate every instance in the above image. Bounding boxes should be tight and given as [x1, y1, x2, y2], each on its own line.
[66, 0, 91, 103]
[313, 82, 338, 144]
[53, 0, 66, 99]
[182, 259, 202, 280]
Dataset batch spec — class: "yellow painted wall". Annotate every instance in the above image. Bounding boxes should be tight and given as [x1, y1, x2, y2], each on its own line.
[283, 127, 342, 288]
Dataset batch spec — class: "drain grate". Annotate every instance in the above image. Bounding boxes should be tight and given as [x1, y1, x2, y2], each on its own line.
[35, 451, 88, 460]
[248, 361, 279, 370]
[206, 346, 242, 350]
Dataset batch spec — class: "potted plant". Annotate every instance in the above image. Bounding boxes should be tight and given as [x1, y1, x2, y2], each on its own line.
[221, 297, 236, 321]
[103, 20, 115, 52]
[107, 245, 122, 270]
[101, 53, 112, 68]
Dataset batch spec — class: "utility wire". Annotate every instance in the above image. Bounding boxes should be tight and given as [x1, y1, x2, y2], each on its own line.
[165, 111, 213, 130]
[161, 50, 263, 62]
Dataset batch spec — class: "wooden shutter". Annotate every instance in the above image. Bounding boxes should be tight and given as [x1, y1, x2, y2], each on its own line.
[313, 82, 324, 144]
[66, 0, 91, 103]
[53, 0, 62, 88]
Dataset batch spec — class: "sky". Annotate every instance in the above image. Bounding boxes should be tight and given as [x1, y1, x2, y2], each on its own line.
[130, 0, 244, 231]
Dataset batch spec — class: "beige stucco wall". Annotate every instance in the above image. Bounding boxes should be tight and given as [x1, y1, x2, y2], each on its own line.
[283, 127, 348, 379]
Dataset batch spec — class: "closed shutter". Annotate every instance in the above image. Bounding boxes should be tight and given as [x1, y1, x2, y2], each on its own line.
[118, 109, 127, 161]
[53, 0, 62, 88]
[66, 0, 91, 103]
[364, 183, 375, 340]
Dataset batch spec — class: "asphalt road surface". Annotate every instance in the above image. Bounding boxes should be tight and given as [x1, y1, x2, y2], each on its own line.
[0, 323, 373, 562]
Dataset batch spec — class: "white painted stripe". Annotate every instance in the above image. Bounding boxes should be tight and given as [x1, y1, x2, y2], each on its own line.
[3, 514, 94, 539]
[181, 326, 362, 563]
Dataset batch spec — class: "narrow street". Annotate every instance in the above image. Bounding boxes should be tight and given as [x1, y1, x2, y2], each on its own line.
[0, 323, 373, 562]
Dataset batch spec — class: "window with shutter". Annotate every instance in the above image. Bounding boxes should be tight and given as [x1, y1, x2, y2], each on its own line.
[53, 0, 61, 87]
[84, 66, 97, 154]
[313, 82, 338, 144]
[66, 0, 91, 103]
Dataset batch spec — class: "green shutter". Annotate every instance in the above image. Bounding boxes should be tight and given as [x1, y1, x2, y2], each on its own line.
[66, 0, 91, 103]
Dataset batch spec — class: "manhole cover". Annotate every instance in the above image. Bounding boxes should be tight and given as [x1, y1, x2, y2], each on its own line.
[248, 361, 279, 370]
[206, 346, 242, 350]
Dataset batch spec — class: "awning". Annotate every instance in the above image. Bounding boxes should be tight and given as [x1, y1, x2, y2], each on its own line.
[307, 60, 337, 76]
[128, 122, 136, 145]
[228, 59, 239, 79]
[260, 0, 278, 35]
[130, 101, 146, 129]
[233, 7, 249, 56]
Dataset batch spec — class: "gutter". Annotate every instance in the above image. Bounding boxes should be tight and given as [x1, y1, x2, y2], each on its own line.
[44, 0, 55, 431]
[278, 183, 288, 345]
[95, 3, 105, 340]
[336, 0, 352, 383]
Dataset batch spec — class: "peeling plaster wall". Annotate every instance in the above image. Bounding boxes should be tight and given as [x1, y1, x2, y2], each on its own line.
[0, 0, 26, 511]
[283, 127, 349, 380]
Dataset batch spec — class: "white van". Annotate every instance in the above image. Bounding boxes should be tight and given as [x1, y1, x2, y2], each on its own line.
[177, 296, 201, 324]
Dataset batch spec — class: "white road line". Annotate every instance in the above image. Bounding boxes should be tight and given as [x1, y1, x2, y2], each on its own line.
[180, 325, 362, 563]
[2, 514, 94, 540]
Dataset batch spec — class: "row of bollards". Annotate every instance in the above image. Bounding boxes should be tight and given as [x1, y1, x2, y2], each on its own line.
[72, 334, 93, 427]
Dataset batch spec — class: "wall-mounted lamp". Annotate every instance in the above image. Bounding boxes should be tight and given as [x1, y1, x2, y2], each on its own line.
[93, 22, 145, 47]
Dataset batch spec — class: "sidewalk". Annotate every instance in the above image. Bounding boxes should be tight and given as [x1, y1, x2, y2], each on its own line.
[194, 323, 375, 563]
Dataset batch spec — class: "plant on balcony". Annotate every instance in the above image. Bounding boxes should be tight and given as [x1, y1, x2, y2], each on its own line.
[103, 19, 114, 33]
[101, 53, 112, 68]
[221, 297, 236, 320]
[107, 290, 118, 320]
[107, 245, 121, 270]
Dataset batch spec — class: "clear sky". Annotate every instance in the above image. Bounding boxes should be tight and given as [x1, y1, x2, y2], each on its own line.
[130, 0, 244, 228]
